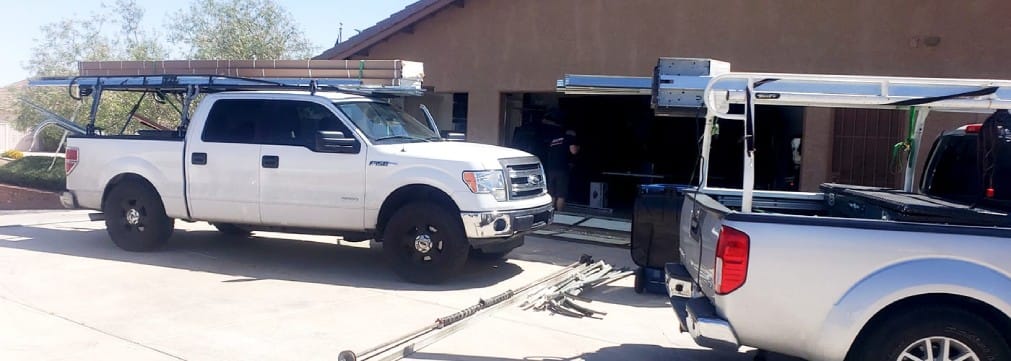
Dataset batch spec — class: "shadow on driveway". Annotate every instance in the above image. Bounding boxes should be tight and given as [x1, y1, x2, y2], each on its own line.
[578, 284, 671, 308]
[408, 343, 792, 361]
[0, 224, 525, 292]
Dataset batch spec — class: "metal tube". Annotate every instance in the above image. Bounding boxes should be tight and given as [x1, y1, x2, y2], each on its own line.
[700, 114, 715, 189]
[86, 83, 102, 135]
[742, 78, 757, 213]
[903, 108, 931, 191]
[19, 99, 88, 135]
[118, 92, 148, 135]
[179, 85, 198, 136]
[349, 326, 434, 360]
[419, 104, 439, 135]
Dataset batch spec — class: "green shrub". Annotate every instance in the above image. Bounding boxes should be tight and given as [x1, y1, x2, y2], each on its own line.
[0, 156, 66, 192]
[1, 150, 23, 160]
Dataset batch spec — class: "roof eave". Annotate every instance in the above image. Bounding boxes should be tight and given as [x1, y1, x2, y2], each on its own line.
[313, 0, 461, 60]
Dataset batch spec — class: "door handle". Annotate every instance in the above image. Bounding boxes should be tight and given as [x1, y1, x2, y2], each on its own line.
[262, 155, 279, 168]
[690, 208, 701, 236]
[192, 152, 207, 165]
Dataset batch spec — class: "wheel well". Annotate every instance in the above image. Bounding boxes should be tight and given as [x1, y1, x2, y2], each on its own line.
[101, 173, 159, 208]
[376, 184, 461, 238]
[848, 293, 1011, 357]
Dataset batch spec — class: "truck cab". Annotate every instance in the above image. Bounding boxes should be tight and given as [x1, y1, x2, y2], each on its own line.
[921, 121, 1011, 211]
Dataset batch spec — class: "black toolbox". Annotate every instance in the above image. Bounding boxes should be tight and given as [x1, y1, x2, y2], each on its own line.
[821, 183, 1011, 227]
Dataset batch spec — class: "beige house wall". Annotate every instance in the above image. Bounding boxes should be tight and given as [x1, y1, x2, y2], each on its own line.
[334, 0, 1011, 188]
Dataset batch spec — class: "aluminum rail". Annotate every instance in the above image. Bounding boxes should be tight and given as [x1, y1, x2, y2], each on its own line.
[556, 75, 653, 95]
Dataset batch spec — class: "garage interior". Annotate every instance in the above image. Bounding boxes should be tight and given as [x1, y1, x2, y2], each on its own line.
[500, 92, 804, 217]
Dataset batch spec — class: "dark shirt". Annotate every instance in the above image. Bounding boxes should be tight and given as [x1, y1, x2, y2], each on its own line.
[543, 124, 577, 172]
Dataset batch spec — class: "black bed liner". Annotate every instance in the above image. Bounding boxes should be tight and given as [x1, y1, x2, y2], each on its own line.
[821, 183, 1010, 228]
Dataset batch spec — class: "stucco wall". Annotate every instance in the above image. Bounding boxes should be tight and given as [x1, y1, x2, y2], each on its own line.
[338, 0, 1011, 188]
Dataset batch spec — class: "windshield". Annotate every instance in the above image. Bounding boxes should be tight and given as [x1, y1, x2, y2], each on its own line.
[335, 102, 439, 143]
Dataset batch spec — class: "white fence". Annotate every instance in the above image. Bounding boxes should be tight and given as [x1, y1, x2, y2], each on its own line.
[0, 122, 27, 151]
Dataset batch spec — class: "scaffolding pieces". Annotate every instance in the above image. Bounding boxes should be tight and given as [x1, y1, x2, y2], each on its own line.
[337, 255, 630, 361]
[521, 259, 633, 318]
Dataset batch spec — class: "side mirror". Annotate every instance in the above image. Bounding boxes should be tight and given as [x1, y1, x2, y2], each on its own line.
[316, 131, 360, 153]
[442, 132, 466, 142]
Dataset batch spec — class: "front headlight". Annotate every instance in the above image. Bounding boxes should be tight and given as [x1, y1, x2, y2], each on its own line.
[462, 170, 507, 201]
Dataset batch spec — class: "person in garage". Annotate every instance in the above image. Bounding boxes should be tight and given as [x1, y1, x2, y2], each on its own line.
[542, 110, 580, 211]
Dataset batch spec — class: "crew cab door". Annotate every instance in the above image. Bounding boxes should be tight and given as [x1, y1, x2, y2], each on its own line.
[257, 99, 366, 229]
[185, 98, 263, 224]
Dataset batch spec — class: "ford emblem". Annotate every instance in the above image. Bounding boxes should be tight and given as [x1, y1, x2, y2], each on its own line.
[528, 174, 542, 185]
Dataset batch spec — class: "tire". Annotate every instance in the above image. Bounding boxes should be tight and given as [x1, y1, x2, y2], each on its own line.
[381, 202, 469, 284]
[213, 223, 251, 236]
[847, 306, 1011, 361]
[103, 181, 174, 252]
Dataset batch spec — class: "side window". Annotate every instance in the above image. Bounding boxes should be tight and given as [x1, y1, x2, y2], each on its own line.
[203, 99, 348, 149]
[201, 99, 261, 143]
[259, 100, 350, 149]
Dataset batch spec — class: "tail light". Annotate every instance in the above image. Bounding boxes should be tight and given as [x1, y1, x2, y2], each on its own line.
[965, 124, 982, 133]
[65, 147, 79, 175]
[715, 226, 750, 295]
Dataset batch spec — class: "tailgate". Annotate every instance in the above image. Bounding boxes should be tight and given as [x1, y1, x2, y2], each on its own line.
[679, 191, 733, 299]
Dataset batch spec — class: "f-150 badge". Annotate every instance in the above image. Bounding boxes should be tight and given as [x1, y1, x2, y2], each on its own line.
[369, 161, 398, 167]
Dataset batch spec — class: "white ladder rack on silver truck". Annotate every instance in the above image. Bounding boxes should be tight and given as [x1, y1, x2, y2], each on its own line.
[701, 72, 1011, 212]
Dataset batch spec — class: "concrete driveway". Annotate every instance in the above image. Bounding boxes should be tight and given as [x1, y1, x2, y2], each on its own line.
[0, 211, 787, 361]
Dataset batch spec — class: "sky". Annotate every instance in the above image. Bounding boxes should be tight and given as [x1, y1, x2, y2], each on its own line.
[0, 0, 416, 86]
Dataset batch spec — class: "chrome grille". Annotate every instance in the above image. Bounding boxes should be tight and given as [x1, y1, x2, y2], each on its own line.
[503, 159, 546, 200]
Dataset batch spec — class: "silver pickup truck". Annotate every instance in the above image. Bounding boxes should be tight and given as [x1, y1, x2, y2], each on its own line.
[663, 72, 1011, 361]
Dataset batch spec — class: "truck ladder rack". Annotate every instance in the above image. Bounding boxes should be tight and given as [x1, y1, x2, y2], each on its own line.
[27, 74, 427, 136]
[29, 74, 425, 97]
[696, 71, 1011, 212]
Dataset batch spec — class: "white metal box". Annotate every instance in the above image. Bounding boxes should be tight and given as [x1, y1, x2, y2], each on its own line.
[651, 58, 731, 117]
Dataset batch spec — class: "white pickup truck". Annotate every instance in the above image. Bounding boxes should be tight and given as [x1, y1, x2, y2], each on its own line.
[657, 70, 1011, 360]
[52, 75, 553, 283]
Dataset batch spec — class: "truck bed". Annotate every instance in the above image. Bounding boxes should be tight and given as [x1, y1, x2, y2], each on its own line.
[674, 190, 1011, 360]
[66, 135, 187, 218]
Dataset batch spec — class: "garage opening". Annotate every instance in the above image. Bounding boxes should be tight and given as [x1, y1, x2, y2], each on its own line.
[503, 92, 804, 218]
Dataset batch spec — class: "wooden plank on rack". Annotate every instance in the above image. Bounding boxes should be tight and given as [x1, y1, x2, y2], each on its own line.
[77, 60, 414, 79]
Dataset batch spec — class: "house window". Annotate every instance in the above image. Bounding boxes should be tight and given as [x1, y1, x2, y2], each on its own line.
[452, 93, 468, 132]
